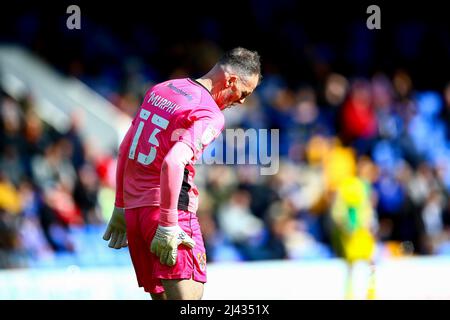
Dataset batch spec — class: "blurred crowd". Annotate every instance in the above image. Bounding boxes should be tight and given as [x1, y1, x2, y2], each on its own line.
[2, 61, 450, 268]
[0, 87, 121, 267]
[1, 1, 449, 268]
[195, 70, 450, 262]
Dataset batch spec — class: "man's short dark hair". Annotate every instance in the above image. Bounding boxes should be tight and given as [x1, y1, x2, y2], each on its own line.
[218, 47, 261, 82]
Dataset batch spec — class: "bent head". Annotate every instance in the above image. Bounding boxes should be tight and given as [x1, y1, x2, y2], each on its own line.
[210, 47, 261, 110]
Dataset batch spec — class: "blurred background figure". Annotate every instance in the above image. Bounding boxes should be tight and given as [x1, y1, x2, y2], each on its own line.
[330, 175, 377, 299]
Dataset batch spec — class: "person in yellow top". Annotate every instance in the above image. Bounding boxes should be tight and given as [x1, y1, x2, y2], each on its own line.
[330, 175, 377, 299]
[0, 173, 21, 215]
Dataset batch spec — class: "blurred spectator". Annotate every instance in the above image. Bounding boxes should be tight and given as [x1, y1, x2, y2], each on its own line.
[17, 180, 54, 262]
[330, 175, 377, 262]
[0, 145, 25, 186]
[73, 163, 102, 225]
[31, 141, 77, 193]
[216, 186, 266, 260]
[329, 175, 377, 299]
[340, 79, 377, 155]
[0, 171, 23, 268]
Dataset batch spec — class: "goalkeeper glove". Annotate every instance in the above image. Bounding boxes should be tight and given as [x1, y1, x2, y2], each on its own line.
[102, 206, 128, 249]
[150, 225, 195, 266]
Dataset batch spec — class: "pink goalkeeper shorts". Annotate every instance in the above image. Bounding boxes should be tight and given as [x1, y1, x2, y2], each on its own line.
[125, 206, 207, 294]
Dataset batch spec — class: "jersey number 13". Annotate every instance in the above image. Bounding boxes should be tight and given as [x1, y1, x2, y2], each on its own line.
[128, 108, 169, 165]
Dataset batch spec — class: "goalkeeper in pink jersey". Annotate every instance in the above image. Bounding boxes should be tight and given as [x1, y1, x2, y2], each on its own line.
[103, 47, 261, 300]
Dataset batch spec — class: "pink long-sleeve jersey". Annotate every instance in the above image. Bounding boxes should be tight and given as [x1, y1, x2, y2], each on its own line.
[114, 78, 225, 213]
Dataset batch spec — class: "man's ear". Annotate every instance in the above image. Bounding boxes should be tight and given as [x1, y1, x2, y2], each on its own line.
[226, 74, 239, 89]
